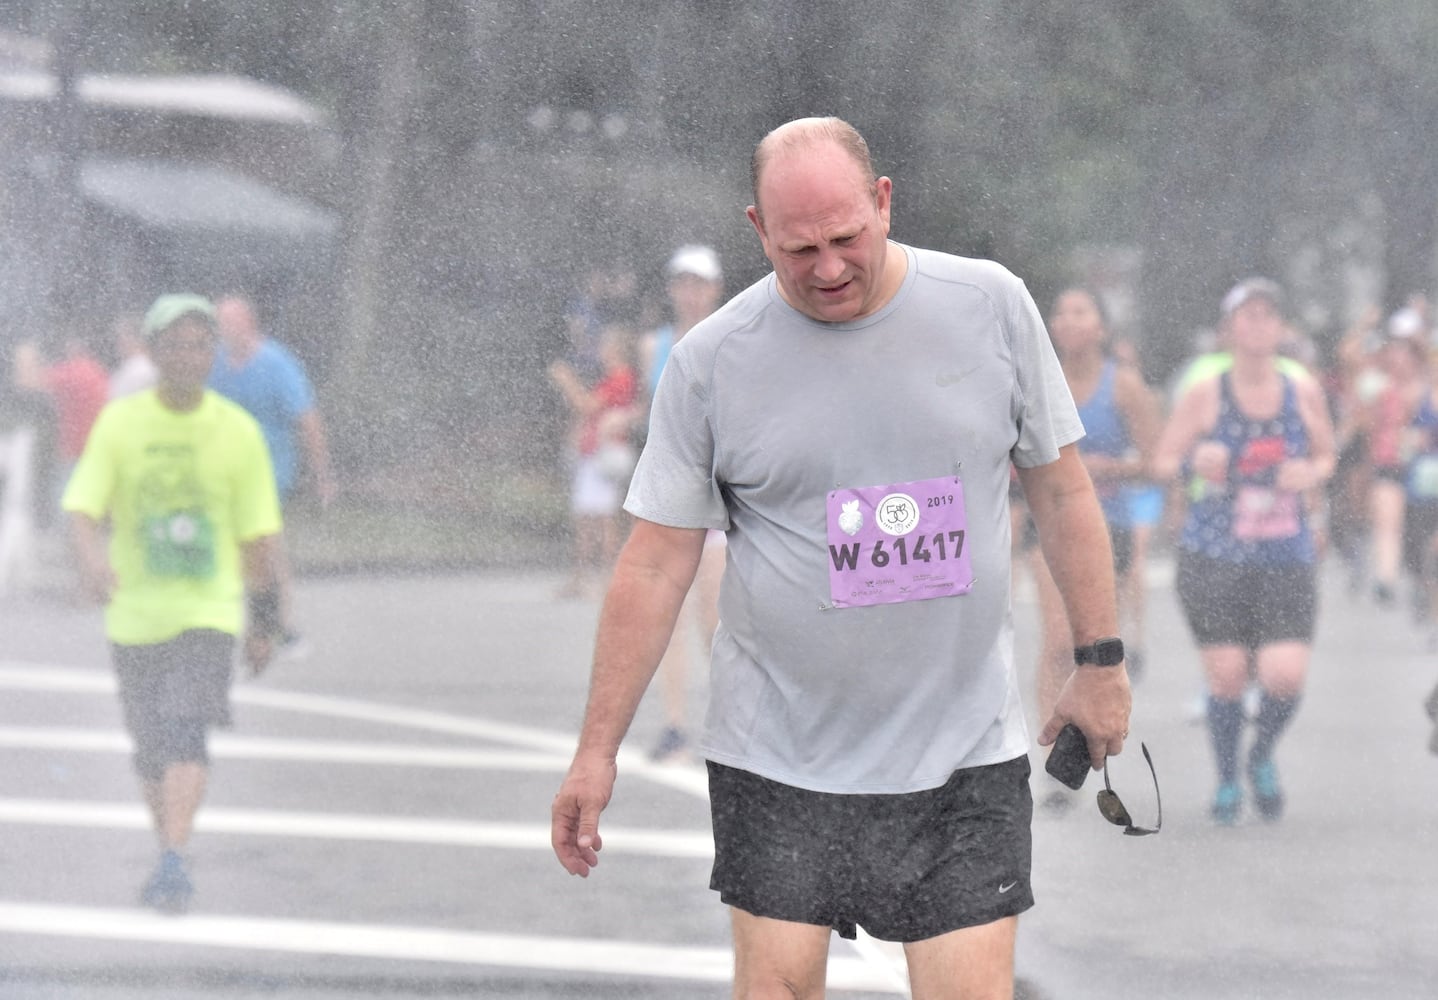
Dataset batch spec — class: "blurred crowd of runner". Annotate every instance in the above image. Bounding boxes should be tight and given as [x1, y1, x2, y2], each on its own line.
[5, 248, 1436, 848]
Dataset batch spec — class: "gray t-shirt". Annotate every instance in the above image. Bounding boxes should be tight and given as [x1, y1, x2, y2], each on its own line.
[626, 243, 1082, 793]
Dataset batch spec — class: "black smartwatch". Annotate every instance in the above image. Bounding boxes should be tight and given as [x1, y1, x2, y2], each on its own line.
[1074, 636, 1125, 667]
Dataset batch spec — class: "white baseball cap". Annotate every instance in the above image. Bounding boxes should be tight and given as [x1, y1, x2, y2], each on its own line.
[666, 244, 722, 283]
[1387, 307, 1424, 340]
[1220, 277, 1284, 319]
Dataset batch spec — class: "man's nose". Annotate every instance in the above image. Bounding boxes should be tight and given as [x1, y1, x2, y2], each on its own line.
[814, 247, 846, 283]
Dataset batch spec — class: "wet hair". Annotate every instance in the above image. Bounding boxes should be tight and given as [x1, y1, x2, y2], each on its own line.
[1054, 286, 1111, 331]
[750, 117, 877, 219]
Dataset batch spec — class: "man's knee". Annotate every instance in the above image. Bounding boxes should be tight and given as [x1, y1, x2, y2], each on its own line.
[730, 908, 830, 1000]
[132, 720, 210, 780]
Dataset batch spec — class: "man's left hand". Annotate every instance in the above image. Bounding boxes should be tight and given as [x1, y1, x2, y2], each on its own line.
[244, 631, 276, 676]
[1038, 664, 1133, 771]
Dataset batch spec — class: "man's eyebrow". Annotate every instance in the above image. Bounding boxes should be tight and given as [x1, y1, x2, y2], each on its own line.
[780, 223, 865, 252]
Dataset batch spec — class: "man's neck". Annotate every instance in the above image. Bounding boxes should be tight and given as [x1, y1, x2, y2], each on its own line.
[157, 384, 204, 413]
[875, 240, 908, 309]
[229, 337, 263, 365]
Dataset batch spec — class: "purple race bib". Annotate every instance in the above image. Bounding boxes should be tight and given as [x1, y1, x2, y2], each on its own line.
[826, 475, 975, 609]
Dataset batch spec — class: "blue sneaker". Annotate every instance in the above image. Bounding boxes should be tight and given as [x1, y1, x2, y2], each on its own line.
[278, 629, 311, 662]
[1248, 755, 1284, 821]
[1211, 782, 1242, 825]
[140, 850, 193, 914]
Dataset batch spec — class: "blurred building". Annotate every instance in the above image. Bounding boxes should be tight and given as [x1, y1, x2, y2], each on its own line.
[0, 30, 339, 354]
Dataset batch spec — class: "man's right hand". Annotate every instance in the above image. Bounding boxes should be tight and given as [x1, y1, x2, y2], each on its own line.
[244, 631, 276, 676]
[76, 555, 115, 606]
[551, 755, 617, 877]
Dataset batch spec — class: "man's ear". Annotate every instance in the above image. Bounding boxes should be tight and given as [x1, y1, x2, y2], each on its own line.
[874, 176, 893, 231]
[745, 204, 766, 243]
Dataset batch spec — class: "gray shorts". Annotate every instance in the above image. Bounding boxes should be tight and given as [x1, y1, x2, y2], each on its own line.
[113, 629, 235, 780]
[708, 756, 1034, 942]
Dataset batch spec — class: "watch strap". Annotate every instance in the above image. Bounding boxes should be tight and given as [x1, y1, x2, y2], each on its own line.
[1074, 636, 1125, 667]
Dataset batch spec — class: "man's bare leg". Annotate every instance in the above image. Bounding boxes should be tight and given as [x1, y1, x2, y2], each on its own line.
[730, 908, 832, 1000]
[904, 915, 1018, 1000]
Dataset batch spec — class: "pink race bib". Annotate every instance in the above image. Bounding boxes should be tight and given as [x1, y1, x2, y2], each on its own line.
[826, 475, 975, 609]
[1232, 485, 1300, 541]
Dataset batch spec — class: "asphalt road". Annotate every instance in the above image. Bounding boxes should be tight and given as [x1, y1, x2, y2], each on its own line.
[1, 555, 1435, 999]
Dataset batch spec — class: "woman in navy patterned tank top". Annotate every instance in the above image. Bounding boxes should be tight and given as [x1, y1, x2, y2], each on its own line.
[1152, 279, 1336, 825]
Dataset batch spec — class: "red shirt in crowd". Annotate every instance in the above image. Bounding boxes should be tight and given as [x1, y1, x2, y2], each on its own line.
[578, 366, 637, 456]
[45, 354, 111, 462]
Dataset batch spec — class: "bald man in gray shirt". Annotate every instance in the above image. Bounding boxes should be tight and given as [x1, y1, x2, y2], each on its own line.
[553, 116, 1131, 999]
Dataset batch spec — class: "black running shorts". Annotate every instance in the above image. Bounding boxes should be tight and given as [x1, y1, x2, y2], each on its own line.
[113, 629, 236, 780]
[1175, 552, 1316, 648]
[707, 756, 1034, 943]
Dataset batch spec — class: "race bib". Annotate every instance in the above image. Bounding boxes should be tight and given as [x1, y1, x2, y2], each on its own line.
[1232, 486, 1300, 541]
[143, 509, 217, 579]
[826, 475, 974, 609]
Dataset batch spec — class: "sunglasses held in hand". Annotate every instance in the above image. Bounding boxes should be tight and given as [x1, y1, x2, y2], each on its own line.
[1096, 742, 1162, 836]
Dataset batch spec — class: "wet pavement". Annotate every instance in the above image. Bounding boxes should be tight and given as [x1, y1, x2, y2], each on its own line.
[1, 555, 1435, 998]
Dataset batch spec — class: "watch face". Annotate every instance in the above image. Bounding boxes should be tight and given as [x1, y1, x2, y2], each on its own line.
[1093, 637, 1125, 666]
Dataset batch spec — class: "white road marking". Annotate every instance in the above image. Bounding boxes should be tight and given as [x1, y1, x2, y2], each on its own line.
[0, 662, 710, 797]
[0, 902, 906, 993]
[0, 725, 572, 771]
[0, 660, 904, 986]
[0, 798, 715, 857]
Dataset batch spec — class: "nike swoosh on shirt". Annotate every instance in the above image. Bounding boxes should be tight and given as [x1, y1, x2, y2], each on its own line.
[998, 880, 1018, 894]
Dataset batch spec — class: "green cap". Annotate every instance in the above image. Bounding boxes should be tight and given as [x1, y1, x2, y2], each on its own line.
[142, 293, 216, 340]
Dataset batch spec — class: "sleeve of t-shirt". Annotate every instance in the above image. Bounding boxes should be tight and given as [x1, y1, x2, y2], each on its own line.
[231, 415, 284, 542]
[1005, 276, 1084, 469]
[60, 405, 117, 519]
[623, 346, 729, 530]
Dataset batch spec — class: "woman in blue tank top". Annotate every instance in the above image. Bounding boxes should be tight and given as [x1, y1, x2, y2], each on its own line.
[1153, 279, 1336, 825]
[1028, 287, 1163, 812]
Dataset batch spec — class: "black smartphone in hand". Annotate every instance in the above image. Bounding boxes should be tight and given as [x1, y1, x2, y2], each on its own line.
[1044, 722, 1093, 790]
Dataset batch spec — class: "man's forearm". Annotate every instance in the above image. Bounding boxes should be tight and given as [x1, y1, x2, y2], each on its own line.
[574, 539, 700, 760]
[68, 512, 113, 602]
[1041, 496, 1119, 643]
[1024, 459, 1121, 644]
[241, 534, 281, 593]
[299, 412, 334, 484]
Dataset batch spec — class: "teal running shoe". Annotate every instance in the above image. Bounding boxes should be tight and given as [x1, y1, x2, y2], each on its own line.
[1248, 755, 1284, 821]
[1211, 782, 1242, 825]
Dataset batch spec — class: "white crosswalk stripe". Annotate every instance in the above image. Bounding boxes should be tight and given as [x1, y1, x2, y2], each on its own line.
[0, 661, 908, 993]
[0, 902, 904, 992]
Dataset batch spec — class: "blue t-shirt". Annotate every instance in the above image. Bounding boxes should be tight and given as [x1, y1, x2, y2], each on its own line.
[209, 340, 315, 497]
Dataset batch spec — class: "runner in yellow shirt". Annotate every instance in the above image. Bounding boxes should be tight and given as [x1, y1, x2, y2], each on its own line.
[63, 293, 283, 913]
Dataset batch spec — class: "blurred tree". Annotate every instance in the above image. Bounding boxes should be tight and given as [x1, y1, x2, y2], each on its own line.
[9, 0, 1438, 523]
